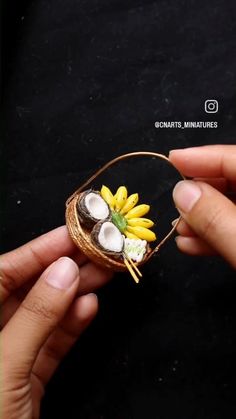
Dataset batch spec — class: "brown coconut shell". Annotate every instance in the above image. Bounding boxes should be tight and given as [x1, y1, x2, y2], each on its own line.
[77, 189, 111, 228]
[91, 220, 124, 259]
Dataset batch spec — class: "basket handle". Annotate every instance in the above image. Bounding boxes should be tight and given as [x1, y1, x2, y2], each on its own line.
[66, 151, 185, 257]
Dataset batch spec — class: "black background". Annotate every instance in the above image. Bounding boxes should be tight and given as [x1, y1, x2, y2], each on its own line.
[1, 1, 236, 418]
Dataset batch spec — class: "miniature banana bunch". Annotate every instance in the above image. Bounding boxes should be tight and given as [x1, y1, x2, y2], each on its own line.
[101, 185, 156, 242]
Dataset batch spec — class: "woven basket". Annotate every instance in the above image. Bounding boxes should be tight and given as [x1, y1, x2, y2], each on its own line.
[65, 151, 184, 272]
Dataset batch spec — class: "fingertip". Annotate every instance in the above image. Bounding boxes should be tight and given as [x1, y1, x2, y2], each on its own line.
[169, 149, 182, 157]
[175, 235, 198, 254]
[173, 180, 202, 213]
[175, 235, 216, 256]
[169, 148, 191, 161]
[169, 147, 198, 157]
[175, 235, 182, 247]
[58, 256, 80, 274]
[75, 293, 99, 322]
[173, 218, 197, 237]
[44, 256, 80, 290]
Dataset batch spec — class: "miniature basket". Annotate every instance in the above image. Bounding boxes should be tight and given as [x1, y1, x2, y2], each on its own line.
[65, 151, 184, 279]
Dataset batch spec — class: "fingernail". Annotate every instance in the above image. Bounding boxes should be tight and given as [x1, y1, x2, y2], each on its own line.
[45, 257, 79, 290]
[173, 180, 202, 213]
[171, 218, 179, 226]
[169, 148, 191, 156]
[169, 149, 187, 158]
[87, 292, 98, 300]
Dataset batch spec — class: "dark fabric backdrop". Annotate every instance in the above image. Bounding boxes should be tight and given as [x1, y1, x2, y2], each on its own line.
[1, 1, 236, 418]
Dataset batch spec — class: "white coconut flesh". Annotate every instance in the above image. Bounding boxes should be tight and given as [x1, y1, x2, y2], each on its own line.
[84, 193, 109, 220]
[98, 222, 124, 253]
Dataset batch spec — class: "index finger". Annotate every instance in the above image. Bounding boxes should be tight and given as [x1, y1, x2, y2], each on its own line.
[169, 145, 236, 181]
[0, 226, 78, 303]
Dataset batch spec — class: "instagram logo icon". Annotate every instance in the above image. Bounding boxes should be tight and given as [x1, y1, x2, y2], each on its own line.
[205, 99, 218, 113]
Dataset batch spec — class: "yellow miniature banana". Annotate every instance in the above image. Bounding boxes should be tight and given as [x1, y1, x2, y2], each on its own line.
[100, 185, 115, 209]
[127, 217, 154, 228]
[114, 186, 128, 211]
[120, 193, 139, 215]
[127, 226, 156, 242]
[125, 204, 150, 219]
[124, 230, 140, 240]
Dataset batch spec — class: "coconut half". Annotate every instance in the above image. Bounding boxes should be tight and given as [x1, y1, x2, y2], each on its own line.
[91, 221, 124, 257]
[77, 190, 110, 228]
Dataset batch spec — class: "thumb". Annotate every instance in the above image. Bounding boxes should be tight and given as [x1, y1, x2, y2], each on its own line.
[172, 180, 236, 269]
[2, 257, 80, 376]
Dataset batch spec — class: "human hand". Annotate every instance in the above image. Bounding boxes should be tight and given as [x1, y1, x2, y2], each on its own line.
[0, 226, 112, 419]
[169, 145, 236, 269]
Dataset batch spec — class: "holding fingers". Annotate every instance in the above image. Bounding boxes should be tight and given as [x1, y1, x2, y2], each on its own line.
[0, 226, 113, 419]
[169, 145, 236, 268]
